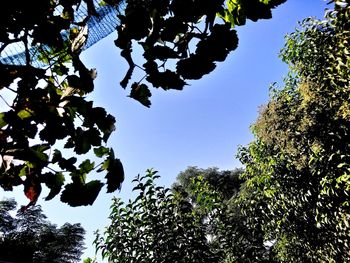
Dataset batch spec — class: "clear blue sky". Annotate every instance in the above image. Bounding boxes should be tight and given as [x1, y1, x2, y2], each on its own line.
[2, 0, 330, 261]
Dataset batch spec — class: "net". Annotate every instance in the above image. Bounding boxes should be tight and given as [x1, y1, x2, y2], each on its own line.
[0, 1, 121, 67]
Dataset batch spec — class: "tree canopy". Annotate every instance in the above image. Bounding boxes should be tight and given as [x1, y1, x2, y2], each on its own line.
[238, 1, 350, 262]
[95, 169, 226, 263]
[172, 166, 274, 262]
[173, 166, 243, 200]
[0, 0, 286, 208]
[95, 167, 278, 262]
[0, 198, 86, 263]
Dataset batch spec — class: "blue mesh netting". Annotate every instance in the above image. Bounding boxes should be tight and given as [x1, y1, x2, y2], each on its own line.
[0, 1, 120, 67]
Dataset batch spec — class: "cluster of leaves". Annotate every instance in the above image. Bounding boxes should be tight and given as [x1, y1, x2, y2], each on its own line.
[238, 2, 350, 262]
[0, 0, 124, 208]
[173, 166, 243, 200]
[173, 167, 276, 263]
[95, 169, 222, 262]
[115, 0, 286, 106]
[95, 167, 278, 262]
[0, 198, 86, 262]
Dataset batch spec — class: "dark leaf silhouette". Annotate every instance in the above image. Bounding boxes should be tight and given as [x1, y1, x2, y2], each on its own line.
[146, 70, 186, 90]
[176, 54, 216, 80]
[61, 180, 104, 206]
[129, 83, 152, 107]
[103, 149, 124, 193]
[42, 172, 65, 201]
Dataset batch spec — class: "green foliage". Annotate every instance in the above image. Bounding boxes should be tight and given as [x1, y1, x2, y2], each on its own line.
[115, 0, 286, 106]
[173, 166, 276, 263]
[0, 198, 86, 263]
[96, 168, 276, 262]
[173, 166, 243, 200]
[221, 0, 287, 27]
[0, 0, 286, 208]
[0, 0, 125, 208]
[238, 2, 350, 262]
[95, 169, 220, 263]
[83, 257, 98, 263]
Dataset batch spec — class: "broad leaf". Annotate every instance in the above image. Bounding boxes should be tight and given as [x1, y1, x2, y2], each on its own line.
[61, 180, 104, 207]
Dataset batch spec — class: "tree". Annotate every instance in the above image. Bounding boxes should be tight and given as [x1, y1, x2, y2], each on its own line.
[173, 166, 277, 263]
[0, 198, 86, 263]
[95, 169, 220, 262]
[95, 167, 277, 263]
[238, 1, 350, 262]
[173, 166, 243, 200]
[0, 0, 286, 207]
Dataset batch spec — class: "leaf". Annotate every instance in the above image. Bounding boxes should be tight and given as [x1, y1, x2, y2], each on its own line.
[0, 112, 7, 128]
[43, 172, 65, 201]
[337, 163, 348, 168]
[52, 149, 62, 163]
[73, 127, 101, 154]
[225, 0, 246, 26]
[70, 169, 86, 185]
[79, 159, 95, 173]
[129, 83, 152, 107]
[123, 6, 152, 40]
[22, 144, 50, 165]
[32, 143, 50, 153]
[57, 156, 77, 171]
[105, 158, 124, 193]
[17, 109, 34, 119]
[91, 108, 116, 142]
[29, 148, 49, 163]
[94, 146, 110, 158]
[104, 149, 124, 193]
[244, 2, 273, 21]
[146, 70, 187, 90]
[39, 111, 69, 144]
[22, 174, 42, 211]
[61, 180, 104, 207]
[161, 17, 189, 42]
[143, 60, 158, 75]
[67, 75, 81, 91]
[145, 45, 180, 60]
[52, 63, 69, 76]
[11, 146, 49, 165]
[176, 54, 216, 80]
[196, 24, 238, 62]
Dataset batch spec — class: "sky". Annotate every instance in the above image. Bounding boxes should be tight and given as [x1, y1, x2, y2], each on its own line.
[1, 0, 331, 261]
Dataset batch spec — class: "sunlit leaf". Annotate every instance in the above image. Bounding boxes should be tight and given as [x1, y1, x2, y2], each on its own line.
[17, 109, 34, 119]
[0, 112, 7, 127]
[94, 146, 110, 158]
